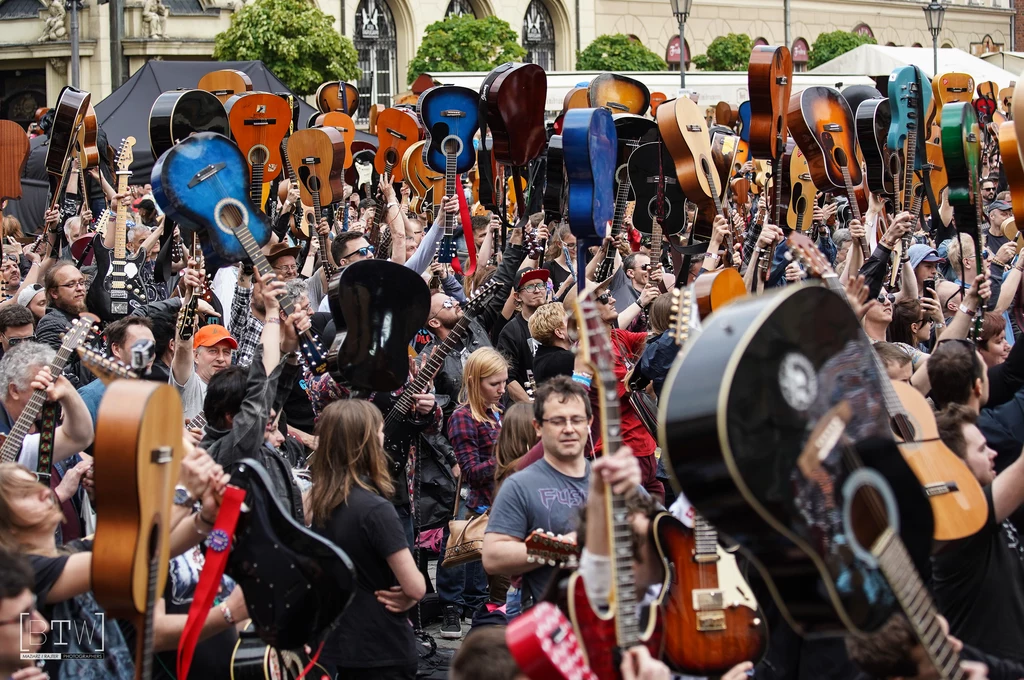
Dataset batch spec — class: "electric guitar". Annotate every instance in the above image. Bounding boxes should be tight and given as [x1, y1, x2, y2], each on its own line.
[89, 137, 149, 322]
[151, 133, 327, 374]
[566, 293, 665, 677]
[419, 85, 480, 263]
[508, 602, 597, 680]
[525, 529, 579, 568]
[92, 380, 184, 680]
[225, 92, 292, 213]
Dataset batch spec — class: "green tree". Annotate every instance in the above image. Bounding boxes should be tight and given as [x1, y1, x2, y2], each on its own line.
[213, 0, 359, 96]
[575, 34, 667, 71]
[692, 33, 753, 71]
[808, 30, 877, 69]
[407, 15, 526, 85]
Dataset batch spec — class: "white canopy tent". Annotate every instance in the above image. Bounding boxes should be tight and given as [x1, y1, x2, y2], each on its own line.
[981, 51, 1024, 79]
[810, 45, 1019, 88]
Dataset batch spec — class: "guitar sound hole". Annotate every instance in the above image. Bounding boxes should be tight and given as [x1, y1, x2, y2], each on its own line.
[849, 483, 889, 551]
[834, 147, 848, 168]
[386, 148, 398, 166]
[220, 203, 245, 229]
[249, 145, 269, 167]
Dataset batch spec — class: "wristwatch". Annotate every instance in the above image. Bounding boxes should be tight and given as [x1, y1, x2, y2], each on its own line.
[173, 485, 195, 507]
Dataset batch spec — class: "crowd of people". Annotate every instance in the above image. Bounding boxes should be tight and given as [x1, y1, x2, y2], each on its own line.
[0, 89, 1021, 680]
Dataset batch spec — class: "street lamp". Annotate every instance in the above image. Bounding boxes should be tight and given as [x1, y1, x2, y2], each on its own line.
[923, 0, 946, 76]
[669, 0, 694, 90]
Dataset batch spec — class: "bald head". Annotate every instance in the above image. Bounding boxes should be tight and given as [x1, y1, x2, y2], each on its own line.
[936, 280, 962, 317]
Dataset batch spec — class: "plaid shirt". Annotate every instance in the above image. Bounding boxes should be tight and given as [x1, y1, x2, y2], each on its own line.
[229, 283, 263, 368]
[448, 404, 500, 511]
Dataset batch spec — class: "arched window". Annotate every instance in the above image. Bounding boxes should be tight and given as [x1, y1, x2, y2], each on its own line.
[886, 41, 897, 47]
[753, 37, 768, 47]
[792, 37, 809, 72]
[665, 36, 689, 71]
[912, 42, 923, 48]
[445, 0, 476, 18]
[354, 0, 397, 124]
[853, 23, 874, 39]
[522, 0, 555, 71]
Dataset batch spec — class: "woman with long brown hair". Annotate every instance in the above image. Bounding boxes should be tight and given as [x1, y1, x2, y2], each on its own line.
[308, 399, 426, 680]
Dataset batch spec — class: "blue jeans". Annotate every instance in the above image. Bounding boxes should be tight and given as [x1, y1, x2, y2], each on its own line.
[505, 585, 522, 620]
[435, 504, 488, 615]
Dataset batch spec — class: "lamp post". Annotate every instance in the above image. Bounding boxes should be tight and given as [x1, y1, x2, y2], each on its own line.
[923, 0, 946, 77]
[669, 0, 693, 90]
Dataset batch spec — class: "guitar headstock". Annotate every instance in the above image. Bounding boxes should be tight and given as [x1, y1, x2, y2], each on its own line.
[669, 287, 696, 347]
[786, 232, 834, 280]
[77, 346, 138, 385]
[116, 137, 136, 171]
[525, 529, 579, 568]
[62, 314, 100, 353]
[462, 278, 501, 316]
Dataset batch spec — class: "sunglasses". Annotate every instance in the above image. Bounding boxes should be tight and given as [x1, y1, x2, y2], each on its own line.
[877, 293, 896, 303]
[597, 292, 612, 304]
[343, 246, 375, 259]
[638, 263, 652, 271]
[5, 334, 35, 347]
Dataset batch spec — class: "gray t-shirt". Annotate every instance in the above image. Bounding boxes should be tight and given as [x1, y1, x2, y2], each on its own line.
[486, 457, 589, 604]
[170, 368, 207, 422]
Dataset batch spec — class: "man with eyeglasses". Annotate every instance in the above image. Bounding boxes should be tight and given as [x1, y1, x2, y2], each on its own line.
[35, 262, 93, 388]
[0, 304, 35, 359]
[496, 269, 549, 403]
[230, 244, 299, 368]
[0, 547, 48, 678]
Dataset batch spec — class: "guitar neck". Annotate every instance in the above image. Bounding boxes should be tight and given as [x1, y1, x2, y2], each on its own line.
[445, 153, 458, 238]
[772, 154, 785, 227]
[0, 344, 78, 463]
[250, 163, 265, 212]
[874, 530, 966, 680]
[902, 124, 918, 213]
[114, 170, 131, 261]
[232, 226, 298, 319]
[840, 166, 869, 259]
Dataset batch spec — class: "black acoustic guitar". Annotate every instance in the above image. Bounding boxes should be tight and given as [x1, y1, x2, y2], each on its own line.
[856, 98, 895, 196]
[148, 90, 229, 159]
[626, 140, 687, 236]
[543, 133, 565, 224]
[326, 259, 431, 392]
[224, 458, 355, 650]
[659, 284, 936, 639]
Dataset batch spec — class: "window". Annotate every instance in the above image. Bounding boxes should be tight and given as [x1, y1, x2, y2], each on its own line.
[792, 38, 809, 73]
[445, 0, 476, 18]
[853, 23, 874, 39]
[354, 0, 397, 124]
[665, 36, 690, 71]
[522, 0, 555, 71]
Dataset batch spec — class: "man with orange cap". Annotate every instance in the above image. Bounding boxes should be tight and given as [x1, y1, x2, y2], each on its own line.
[170, 320, 238, 423]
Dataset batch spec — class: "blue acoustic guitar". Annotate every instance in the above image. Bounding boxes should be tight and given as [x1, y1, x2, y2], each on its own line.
[152, 132, 328, 374]
[887, 65, 932, 215]
[562, 107, 617, 289]
[419, 85, 480, 263]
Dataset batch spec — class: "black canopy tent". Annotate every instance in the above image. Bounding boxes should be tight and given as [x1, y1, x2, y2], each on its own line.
[94, 59, 320, 182]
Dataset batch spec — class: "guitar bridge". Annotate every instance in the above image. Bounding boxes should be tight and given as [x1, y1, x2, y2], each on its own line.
[686, 125, 702, 132]
[151, 446, 173, 464]
[696, 611, 727, 632]
[245, 119, 276, 126]
[924, 481, 959, 496]
[692, 589, 724, 611]
[441, 110, 466, 118]
[823, 124, 843, 132]
[189, 162, 226, 188]
[385, 128, 407, 140]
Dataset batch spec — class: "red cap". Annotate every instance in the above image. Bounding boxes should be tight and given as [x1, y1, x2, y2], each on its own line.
[193, 324, 239, 350]
[516, 268, 549, 290]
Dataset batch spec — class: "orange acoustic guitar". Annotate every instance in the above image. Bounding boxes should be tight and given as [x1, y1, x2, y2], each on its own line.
[563, 86, 590, 113]
[287, 127, 346, 277]
[316, 81, 360, 115]
[374, 107, 421, 183]
[92, 380, 184, 680]
[0, 120, 29, 202]
[314, 110, 356, 169]
[927, 72, 974, 143]
[76, 103, 99, 170]
[998, 121, 1024, 247]
[588, 73, 650, 115]
[198, 68, 253, 104]
[658, 95, 719, 240]
[225, 92, 292, 213]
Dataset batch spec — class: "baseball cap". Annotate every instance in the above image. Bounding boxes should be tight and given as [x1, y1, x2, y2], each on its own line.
[193, 324, 239, 350]
[907, 244, 941, 271]
[986, 199, 1012, 215]
[516, 268, 549, 290]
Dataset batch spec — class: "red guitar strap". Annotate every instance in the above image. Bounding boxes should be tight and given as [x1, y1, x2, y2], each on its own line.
[177, 485, 246, 680]
[452, 177, 477, 277]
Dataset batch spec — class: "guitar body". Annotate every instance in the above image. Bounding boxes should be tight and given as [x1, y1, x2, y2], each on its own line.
[653, 513, 766, 675]
[588, 73, 650, 116]
[544, 134, 565, 223]
[288, 127, 346, 207]
[747, 46, 793, 159]
[563, 86, 590, 112]
[887, 66, 931, 170]
[921, 142, 947, 216]
[326, 259, 431, 392]
[941, 102, 981, 208]
[857, 98, 894, 195]
[711, 131, 739, 201]
[45, 86, 91, 207]
[88, 239, 148, 322]
[152, 132, 272, 265]
[507, 602, 596, 680]
[345, 140, 378, 188]
[420, 85, 480, 175]
[567, 572, 664, 678]
[92, 381, 183, 619]
[716, 101, 738, 129]
[148, 90, 228, 159]
[403, 140, 441, 216]
[658, 285, 934, 634]
[76, 104, 99, 169]
[613, 114, 658, 205]
[562, 107, 617, 241]
[737, 101, 752, 143]
[787, 87, 862, 193]
[316, 81, 360, 115]
[313, 111, 356, 168]
[999, 122, 1024, 227]
[657, 95, 716, 235]
[226, 92, 292, 184]
[692, 267, 745, 319]
[780, 141, 815, 232]
[0, 120, 29, 202]
[198, 68, 253, 104]
[374, 108, 421, 181]
[928, 72, 974, 142]
[225, 459, 356, 649]
[484, 63, 548, 166]
[626, 141, 686, 235]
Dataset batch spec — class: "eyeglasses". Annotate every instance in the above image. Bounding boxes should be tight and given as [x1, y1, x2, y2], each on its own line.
[596, 293, 612, 304]
[4, 334, 35, 347]
[343, 246, 374, 259]
[273, 264, 298, 274]
[540, 416, 589, 428]
[638, 263, 652, 271]
[0, 594, 37, 630]
[877, 293, 896, 303]
[428, 297, 457, 321]
[519, 283, 545, 293]
[57, 280, 87, 290]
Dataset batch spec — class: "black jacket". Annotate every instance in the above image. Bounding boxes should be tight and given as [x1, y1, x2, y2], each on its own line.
[36, 307, 93, 388]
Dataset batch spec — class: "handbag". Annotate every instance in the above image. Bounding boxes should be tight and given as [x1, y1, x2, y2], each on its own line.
[441, 480, 488, 567]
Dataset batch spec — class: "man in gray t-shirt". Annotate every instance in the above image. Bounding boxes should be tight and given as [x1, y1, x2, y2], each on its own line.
[486, 457, 589, 603]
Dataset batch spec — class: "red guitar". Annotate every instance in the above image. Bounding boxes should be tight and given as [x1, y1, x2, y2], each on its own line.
[507, 602, 597, 680]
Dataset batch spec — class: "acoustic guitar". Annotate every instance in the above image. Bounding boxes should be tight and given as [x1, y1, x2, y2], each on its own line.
[1000, 83, 1015, 118]
[779, 140, 815, 234]
[45, 86, 91, 215]
[288, 126, 346, 275]
[716, 101, 738, 129]
[787, 231, 987, 542]
[420, 85, 480, 263]
[627, 140, 686, 238]
[657, 95, 718, 239]
[788, 86, 869, 259]
[374, 107, 420, 182]
[77, 346, 138, 384]
[483, 62, 547, 167]
[225, 92, 292, 212]
[403, 140, 438, 218]
[152, 133, 327, 373]
[563, 86, 590, 112]
[650, 92, 667, 117]
[148, 90, 229, 159]
[927, 72, 974, 143]
[999, 120, 1024, 230]
[856, 97, 894, 196]
[588, 73, 650, 116]
[326, 259, 431, 392]
[313, 110, 356, 170]
[197, 68, 253, 104]
[0, 120, 30, 202]
[974, 80, 1002, 128]
[316, 80, 360, 115]
[748, 45, 793, 230]
[76, 104, 99, 170]
[1013, 78, 1024, 163]
[92, 381, 183, 680]
[508, 602, 597, 680]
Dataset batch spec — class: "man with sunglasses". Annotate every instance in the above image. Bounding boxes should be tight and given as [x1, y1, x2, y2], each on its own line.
[981, 177, 998, 209]
[496, 269, 549, 403]
[610, 252, 661, 317]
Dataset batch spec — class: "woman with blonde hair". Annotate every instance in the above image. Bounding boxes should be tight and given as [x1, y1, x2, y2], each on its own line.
[308, 399, 426, 678]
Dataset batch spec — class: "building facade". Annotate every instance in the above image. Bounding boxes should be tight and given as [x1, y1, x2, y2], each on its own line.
[0, 0, 1013, 126]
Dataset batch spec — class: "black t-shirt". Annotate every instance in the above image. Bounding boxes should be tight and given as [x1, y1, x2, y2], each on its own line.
[314, 487, 418, 669]
[542, 260, 572, 293]
[496, 313, 536, 389]
[533, 344, 574, 386]
[931, 485, 1024, 661]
